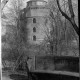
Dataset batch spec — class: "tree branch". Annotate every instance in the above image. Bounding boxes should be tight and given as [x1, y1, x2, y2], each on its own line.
[56, 0, 79, 35]
[68, 0, 75, 18]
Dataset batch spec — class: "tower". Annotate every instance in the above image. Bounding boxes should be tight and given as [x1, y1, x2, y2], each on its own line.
[26, 0, 50, 45]
[22, 0, 50, 70]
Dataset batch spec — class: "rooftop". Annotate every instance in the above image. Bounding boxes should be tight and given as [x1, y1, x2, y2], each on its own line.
[30, 0, 47, 2]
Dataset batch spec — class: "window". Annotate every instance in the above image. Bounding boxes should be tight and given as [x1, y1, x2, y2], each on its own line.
[33, 35, 36, 41]
[33, 27, 36, 32]
[33, 18, 36, 23]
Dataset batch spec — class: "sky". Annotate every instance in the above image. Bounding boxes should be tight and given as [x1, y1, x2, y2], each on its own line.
[1, 0, 78, 35]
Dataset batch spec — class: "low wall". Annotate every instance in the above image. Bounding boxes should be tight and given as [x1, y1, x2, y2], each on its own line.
[35, 56, 79, 72]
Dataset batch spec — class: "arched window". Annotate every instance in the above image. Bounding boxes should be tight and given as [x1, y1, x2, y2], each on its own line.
[33, 35, 36, 41]
[33, 27, 36, 32]
[33, 18, 36, 23]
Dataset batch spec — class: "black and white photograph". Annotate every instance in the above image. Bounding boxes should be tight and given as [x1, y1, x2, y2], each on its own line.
[1, 0, 79, 80]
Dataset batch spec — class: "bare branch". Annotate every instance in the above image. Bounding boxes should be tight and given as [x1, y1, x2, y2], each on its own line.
[56, 0, 79, 35]
[68, 0, 75, 18]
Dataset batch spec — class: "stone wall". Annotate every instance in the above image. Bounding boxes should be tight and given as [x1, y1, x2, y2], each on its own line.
[35, 56, 79, 72]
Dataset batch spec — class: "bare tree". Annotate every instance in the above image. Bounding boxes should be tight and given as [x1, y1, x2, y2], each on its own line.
[1, 0, 9, 11]
[56, 0, 79, 35]
[2, 0, 28, 70]
[44, 0, 79, 56]
[1, 0, 9, 19]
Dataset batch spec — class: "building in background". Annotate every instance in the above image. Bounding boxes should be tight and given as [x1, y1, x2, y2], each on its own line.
[25, 0, 51, 45]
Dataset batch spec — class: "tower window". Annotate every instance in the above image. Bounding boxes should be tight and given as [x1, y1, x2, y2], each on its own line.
[33, 18, 36, 23]
[33, 27, 36, 32]
[33, 35, 36, 41]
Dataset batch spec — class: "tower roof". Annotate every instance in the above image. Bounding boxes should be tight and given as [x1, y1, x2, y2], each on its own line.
[27, 0, 48, 8]
[30, 0, 47, 2]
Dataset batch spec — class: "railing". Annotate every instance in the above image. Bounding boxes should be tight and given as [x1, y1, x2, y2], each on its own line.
[33, 55, 79, 75]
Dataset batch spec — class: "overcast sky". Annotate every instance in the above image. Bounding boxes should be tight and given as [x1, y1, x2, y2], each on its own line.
[2, 0, 77, 13]
[1, 0, 78, 35]
[1, 0, 48, 35]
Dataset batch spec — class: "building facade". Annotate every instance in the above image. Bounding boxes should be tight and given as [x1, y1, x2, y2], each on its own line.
[25, 0, 50, 45]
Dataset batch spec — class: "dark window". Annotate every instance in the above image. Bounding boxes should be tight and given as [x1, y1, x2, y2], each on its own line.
[33, 18, 36, 23]
[33, 27, 36, 32]
[33, 35, 36, 41]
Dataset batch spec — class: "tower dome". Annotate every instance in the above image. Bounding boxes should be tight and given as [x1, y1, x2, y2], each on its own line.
[27, 0, 48, 7]
[30, 0, 47, 2]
